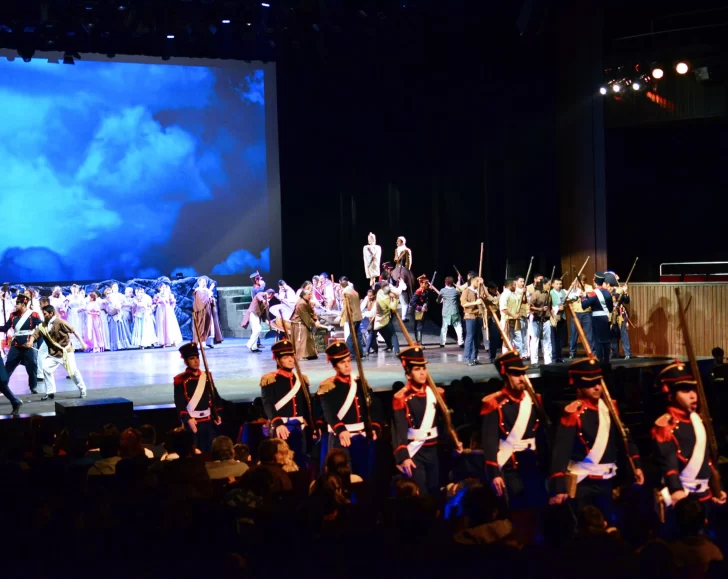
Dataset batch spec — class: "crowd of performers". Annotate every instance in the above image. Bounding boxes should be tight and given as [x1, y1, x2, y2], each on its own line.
[0, 277, 223, 415]
[242, 233, 633, 371]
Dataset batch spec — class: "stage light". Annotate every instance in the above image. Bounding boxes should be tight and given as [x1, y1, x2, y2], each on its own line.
[652, 67, 664, 79]
[247, 22, 252, 26]
[612, 83, 621, 92]
[676, 62, 689, 75]
[632, 82, 640, 91]
[166, 34, 175, 39]
[222, 19, 230, 24]
[599, 87, 607, 95]
[261, 2, 270, 6]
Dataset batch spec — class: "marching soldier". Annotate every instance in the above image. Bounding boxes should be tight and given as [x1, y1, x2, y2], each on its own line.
[579, 273, 615, 364]
[317, 341, 381, 479]
[481, 351, 547, 508]
[173, 342, 222, 452]
[652, 362, 727, 508]
[393, 346, 448, 495]
[1, 293, 43, 398]
[260, 339, 312, 468]
[608, 271, 632, 360]
[549, 358, 644, 519]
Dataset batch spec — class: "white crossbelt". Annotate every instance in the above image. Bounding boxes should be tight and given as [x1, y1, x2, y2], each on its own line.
[405, 388, 438, 458]
[660, 412, 708, 506]
[187, 372, 208, 417]
[328, 422, 366, 435]
[497, 391, 534, 467]
[592, 290, 609, 317]
[567, 460, 617, 479]
[568, 399, 614, 483]
[274, 371, 302, 411]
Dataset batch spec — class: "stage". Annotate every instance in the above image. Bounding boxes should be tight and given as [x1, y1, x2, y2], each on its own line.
[0, 331, 685, 418]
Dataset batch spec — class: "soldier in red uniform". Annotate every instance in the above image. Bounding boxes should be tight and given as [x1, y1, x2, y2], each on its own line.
[260, 339, 312, 469]
[481, 351, 547, 508]
[549, 358, 644, 521]
[652, 362, 727, 509]
[1, 293, 43, 403]
[393, 346, 453, 495]
[317, 341, 381, 479]
[173, 342, 222, 452]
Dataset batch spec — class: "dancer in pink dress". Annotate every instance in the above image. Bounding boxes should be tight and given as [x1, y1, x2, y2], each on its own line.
[84, 291, 106, 352]
[154, 283, 183, 347]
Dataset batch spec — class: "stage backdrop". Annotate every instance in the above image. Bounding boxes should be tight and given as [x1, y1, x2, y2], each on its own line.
[627, 283, 728, 358]
[0, 52, 281, 285]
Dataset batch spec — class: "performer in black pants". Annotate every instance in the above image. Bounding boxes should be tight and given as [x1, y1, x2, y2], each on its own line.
[1, 293, 43, 398]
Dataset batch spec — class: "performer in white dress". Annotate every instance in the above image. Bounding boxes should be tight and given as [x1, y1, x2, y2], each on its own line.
[131, 288, 158, 348]
[363, 232, 382, 287]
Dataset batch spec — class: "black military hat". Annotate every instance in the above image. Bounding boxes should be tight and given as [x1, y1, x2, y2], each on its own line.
[398, 346, 428, 369]
[179, 342, 200, 360]
[325, 341, 351, 365]
[381, 261, 394, 270]
[417, 274, 429, 284]
[604, 272, 618, 286]
[15, 293, 29, 305]
[271, 339, 295, 359]
[656, 361, 697, 393]
[495, 350, 529, 377]
[568, 357, 603, 387]
[594, 272, 606, 284]
[250, 270, 261, 279]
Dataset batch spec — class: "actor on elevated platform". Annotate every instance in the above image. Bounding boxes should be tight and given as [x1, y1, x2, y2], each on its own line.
[578, 273, 614, 364]
[260, 339, 312, 468]
[363, 232, 382, 287]
[652, 362, 726, 508]
[549, 358, 644, 520]
[393, 346, 449, 495]
[317, 341, 381, 478]
[26, 305, 87, 400]
[1, 293, 43, 397]
[481, 351, 546, 509]
[174, 342, 222, 453]
[193, 277, 223, 348]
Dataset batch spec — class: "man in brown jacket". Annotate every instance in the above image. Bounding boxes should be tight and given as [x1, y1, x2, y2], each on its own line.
[338, 276, 365, 359]
[26, 305, 87, 400]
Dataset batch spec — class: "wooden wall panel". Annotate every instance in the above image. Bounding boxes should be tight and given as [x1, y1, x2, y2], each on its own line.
[628, 283, 728, 358]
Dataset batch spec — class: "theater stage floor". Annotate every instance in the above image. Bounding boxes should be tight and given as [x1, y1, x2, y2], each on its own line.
[1, 335, 676, 418]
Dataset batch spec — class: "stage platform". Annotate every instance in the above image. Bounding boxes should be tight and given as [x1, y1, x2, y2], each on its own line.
[0, 332, 688, 418]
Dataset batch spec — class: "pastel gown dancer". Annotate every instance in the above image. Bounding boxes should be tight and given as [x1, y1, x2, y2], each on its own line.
[154, 284, 182, 347]
[131, 289, 158, 349]
[120, 287, 135, 343]
[66, 285, 87, 351]
[50, 287, 68, 321]
[107, 284, 132, 350]
[85, 292, 106, 353]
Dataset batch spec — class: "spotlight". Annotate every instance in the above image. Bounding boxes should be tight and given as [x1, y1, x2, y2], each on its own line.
[261, 2, 270, 6]
[166, 34, 175, 39]
[599, 87, 607, 95]
[612, 83, 621, 92]
[632, 82, 640, 91]
[222, 19, 231, 24]
[676, 62, 689, 75]
[652, 67, 664, 79]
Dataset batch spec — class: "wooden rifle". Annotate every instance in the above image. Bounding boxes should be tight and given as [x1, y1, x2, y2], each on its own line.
[283, 322, 318, 437]
[675, 288, 722, 496]
[565, 300, 637, 480]
[342, 294, 374, 441]
[609, 257, 638, 328]
[393, 309, 463, 451]
[567, 256, 591, 296]
[485, 304, 551, 431]
[191, 311, 221, 423]
[544, 266, 557, 327]
[505, 258, 509, 283]
[477, 243, 489, 340]
[453, 265, 464, 285]
[519, 256, 534, 313]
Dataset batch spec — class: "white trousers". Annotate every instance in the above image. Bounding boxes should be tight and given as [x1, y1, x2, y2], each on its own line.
[399, 292, 410, 320]
[247, 313, 261, 350]
[44, 354, 86, 395]
[501, 318, 519, 354]
[37, 342, 48, 379]
[529, 318, 552, 365]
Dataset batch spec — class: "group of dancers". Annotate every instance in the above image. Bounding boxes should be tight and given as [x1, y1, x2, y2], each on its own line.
[0, 282, 184, 355]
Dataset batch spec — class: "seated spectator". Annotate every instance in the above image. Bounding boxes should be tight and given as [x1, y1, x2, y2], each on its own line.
[87, 432, 121, 476]
[395, 478, 421, 498]
[453, 484, 513, 546]
[206, 436, 249, 480]
[669, 497, 724, 577]
[160, 427, 202, 461]
[233, 443, 251, 465]
[245, 438, 292, 494]
[116, 428, 152, 485]
[140, 424, 164, 459]
[157, 428, 213, 502]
